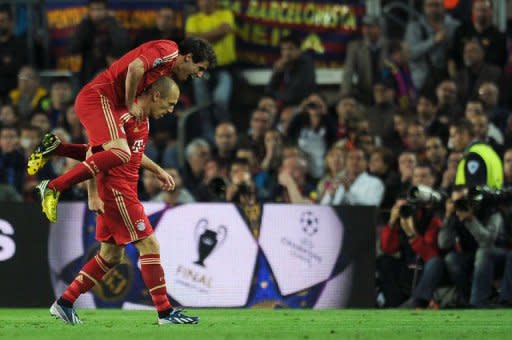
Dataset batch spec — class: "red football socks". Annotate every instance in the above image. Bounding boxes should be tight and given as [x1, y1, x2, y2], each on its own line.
[61, 254, 114, 304]
[49, 148, 130, 192]
[140, 254, 172, 312]
[54, 143, 88, 161]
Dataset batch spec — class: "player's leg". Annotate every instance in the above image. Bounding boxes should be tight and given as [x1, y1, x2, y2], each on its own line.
[37, 90, 131, 222]
[51, 242, 124, 324]
[134, 235, 199, 325]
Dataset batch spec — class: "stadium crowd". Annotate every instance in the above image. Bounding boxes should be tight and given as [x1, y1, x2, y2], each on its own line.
[1, 0, 512, 309]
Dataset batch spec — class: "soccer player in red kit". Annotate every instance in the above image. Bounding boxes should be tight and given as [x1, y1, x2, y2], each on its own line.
[37, 77, 199, 325]
[29, 37, 216, 223]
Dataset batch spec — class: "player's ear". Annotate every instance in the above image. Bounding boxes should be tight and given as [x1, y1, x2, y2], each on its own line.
[152, 90, 161, 102]
[184, 53, 193, 63]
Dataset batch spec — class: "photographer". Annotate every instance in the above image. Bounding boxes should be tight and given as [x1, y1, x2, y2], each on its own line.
[438, 187, 479, 306]
[225, 158, 258, 205]
[453, 187, 512, 307]
[378, 163, 443, 308]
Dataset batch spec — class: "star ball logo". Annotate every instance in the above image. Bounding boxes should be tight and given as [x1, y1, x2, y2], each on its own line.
[193, 218, 227, 267]
[300, 211, 319, 236]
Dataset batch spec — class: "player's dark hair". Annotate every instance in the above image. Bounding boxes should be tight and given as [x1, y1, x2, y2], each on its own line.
[179, 37, 217, 68]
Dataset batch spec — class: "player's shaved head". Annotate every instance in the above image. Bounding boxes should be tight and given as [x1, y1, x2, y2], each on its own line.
[148, 76, 178, 99]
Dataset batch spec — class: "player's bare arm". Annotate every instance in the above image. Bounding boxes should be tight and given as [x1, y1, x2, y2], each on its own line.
[141, 154, 175, 191]
[125, 58, 145, 120]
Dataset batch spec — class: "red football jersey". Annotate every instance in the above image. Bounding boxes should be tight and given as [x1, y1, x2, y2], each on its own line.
[92, 40, 179, 106]
[96, 114, 149, 197]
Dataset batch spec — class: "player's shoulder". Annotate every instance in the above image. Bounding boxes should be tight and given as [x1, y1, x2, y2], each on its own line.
[145, 39, 179, 52]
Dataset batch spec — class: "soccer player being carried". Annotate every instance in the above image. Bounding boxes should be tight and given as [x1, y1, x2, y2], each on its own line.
[28, 37, 216, 223]
[32, 77, 199, 325]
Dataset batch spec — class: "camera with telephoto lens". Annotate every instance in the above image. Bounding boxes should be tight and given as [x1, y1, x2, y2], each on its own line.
[454, 186, 512, 212]
[208, 176, 228, 201]
[399, 185, 445, 218]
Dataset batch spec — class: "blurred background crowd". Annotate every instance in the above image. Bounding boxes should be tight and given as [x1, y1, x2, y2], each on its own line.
[2, 0, 512, 309]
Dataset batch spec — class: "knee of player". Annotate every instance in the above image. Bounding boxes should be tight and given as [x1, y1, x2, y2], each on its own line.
[136, 235, 160, 255]
[99, 248, 124, 265]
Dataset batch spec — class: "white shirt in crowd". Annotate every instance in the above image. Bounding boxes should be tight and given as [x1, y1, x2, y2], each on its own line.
[320, 171, 384, 206]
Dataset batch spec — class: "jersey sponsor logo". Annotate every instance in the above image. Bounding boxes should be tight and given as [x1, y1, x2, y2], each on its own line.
[153, 58, 163, 68]
[132, 139, 145, 153]
[467, 160, 479, 174]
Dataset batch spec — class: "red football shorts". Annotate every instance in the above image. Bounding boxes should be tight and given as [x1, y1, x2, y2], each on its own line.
[96, 182, 153, 245]
[75, 84, 127, 147]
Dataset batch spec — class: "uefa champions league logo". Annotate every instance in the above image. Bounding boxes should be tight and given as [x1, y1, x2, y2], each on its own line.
[193, 219, 227, 267]
[300, 211, 319, 236]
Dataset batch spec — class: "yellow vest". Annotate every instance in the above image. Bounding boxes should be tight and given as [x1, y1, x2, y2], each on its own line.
[185, 9, 236, 66]
[9, 87, 49, 111]
[455, 142, 503, 189]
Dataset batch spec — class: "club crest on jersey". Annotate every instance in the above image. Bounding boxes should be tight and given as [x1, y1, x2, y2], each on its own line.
[153, 58, 163, 68]
[136, 220, 146, 231]
[132, 139, 145, 153]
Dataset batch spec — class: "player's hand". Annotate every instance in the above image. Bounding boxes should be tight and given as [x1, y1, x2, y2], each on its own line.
[156, 169, 176, 191]
[128, 103, 145, 122]
[88, 196, 105, 214]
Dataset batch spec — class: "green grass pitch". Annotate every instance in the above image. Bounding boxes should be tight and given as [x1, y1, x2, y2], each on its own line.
[1, 309, 512, 339]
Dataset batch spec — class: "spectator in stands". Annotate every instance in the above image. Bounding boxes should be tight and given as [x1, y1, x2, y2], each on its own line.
[438, 187, 479, 307]
[135, 6, 183, 46]
[70, 0, 130, 85]
[0, 126, 24, 195]
[405, 120, 427, 160]
[379, 163, 443, 308]
[335, 95, 360, 141]
[277, 106, 297, 137]
[467, 108, 503, 155]
[19, 124, 42, 160]
[141, 169, 162, 201]
[45, 77, 73, 129]
[453, 186, 512, 307]
[213, 122, 238, 175]
[320, 148, 384, 206]
[0, 5, 27, 100]
[144, 124, 178, 169]
[398, 151, 417, 195]
[30, 112, 50, 135]
[272, 155, 315, 204]
[504, 148, 512, 187]
[341, 15, 387, 105]
[381, 40, 415, 110]
[465, 100, 503, 147]
[257, 96, 279, 127]
[236, 145, 270, 201]
[449, 119, 477, 153]
[287, 93, 336, 179]
[316, 146, 345, 203]
[478, 81, 509, 133]
[0, 103, 18, 127]
[382, 110, 410, 155]
[455, 39, 502, 104]
[369, 146, 400, 212]
[448, 0, 507, 77]
[182, 138, 211, 199]
[186, 0, 236, 124]
[260, 129, 283, 175]
[366, 81, 396, 142]
[61, 104, 86, 144]
[424, 135, 447, 183]
[266, 34, 316, 108]
[239, 108, 272, 162]
[153, 167, 195, 205]
[8, 65, 50, 118]
[225, 158, 258, 205]
[440, 151, 462, 192]
[404, 0, 459, 91]
[416, 93, 449, 143]
[435, 79, 463, 123]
